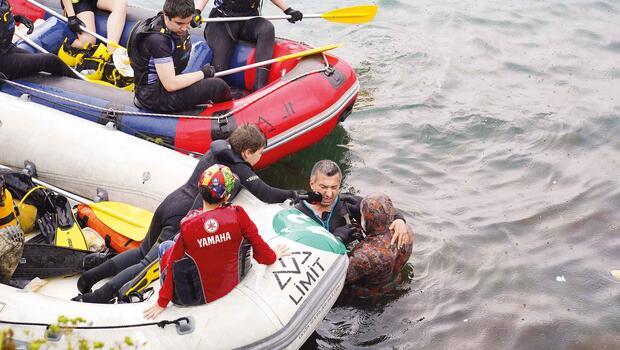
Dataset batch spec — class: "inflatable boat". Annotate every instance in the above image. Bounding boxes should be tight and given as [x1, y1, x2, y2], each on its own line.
[1, 0, 359, 168]
[0, 94, 348, 349]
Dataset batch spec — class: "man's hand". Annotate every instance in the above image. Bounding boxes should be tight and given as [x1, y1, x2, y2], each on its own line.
[14, 15, 34, 35]
[190, 9, 202, 28]
[67, 15, 84, 34]
[201, 64, 215, 78]
[333, 224, 363, 244]
[283, 8, 303, 23]
[274, 244, 290, 259]
[389, 219, 411, 249]
[143, 303, 165, 320]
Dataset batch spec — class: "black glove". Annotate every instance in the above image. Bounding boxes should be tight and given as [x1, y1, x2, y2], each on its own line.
[67, 15, 84, 34]
[190, 9, 202, 28]
[201, 64, 215, 78]
[14, 15, 34, 35]
[333, 224, 363, 245]
[283, 7, 303, 23]
[291, 190, 322, 204]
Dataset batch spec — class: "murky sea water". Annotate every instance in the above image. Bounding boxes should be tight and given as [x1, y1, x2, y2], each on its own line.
[143, 0, 620, 348]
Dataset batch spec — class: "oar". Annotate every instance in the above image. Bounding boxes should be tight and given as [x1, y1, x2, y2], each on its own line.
[202, 5, 378, 24]
[13, 31, 89, 81]
[214, 43, 341, 77]
[26, 0, 133, 77]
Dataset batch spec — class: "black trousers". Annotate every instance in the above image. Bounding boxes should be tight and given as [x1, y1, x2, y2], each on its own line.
[0, 46, 77, 80]
[135, 77, 232, 112]
[204, 10, 275, 90]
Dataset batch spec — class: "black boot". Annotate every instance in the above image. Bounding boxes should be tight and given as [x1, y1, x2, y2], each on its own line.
[77, 259, 116, 294]
[254, 67, 270, 91]
[78, 283, 116, 304]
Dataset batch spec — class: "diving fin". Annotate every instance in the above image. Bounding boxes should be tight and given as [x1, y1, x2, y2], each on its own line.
[54, 196, 88, 250]
[118, 259, 160, 300]
[12, 242, 89, 279]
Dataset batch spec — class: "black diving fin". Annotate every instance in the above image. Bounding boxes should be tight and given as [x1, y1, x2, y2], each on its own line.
[12, 242, 90, 279]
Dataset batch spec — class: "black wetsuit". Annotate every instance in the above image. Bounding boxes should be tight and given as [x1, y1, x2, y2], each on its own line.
[0, 1, 76, 80]
[128, 13, 231, 112]
[295, 194, 406, 244]
[78, 139, 296, 302]
[204, 0, 275, 90]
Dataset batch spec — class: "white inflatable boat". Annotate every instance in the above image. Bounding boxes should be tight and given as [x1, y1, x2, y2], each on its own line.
[0, 93, 348, 349]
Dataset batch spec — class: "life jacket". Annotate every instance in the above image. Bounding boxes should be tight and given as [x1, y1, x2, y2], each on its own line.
[127, 13, 191, 88]
[214, 0, 260, 16]
[0, 184, 19, 231]
[0, 0, 15, 56]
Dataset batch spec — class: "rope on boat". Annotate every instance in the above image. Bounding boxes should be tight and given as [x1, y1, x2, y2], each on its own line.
[0, 316, 189, 330]
[0, 53, 330, 121]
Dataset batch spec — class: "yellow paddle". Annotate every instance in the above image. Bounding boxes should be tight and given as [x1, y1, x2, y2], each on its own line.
[214, 43, 342, 77]
[202, 5, 379, 24]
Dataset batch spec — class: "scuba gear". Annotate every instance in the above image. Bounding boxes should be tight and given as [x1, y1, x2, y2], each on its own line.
[11, 243, 89, 280]
[54, 195, 88, 250]
[58, 38, 134, 90]
[118, 258, 159, 301]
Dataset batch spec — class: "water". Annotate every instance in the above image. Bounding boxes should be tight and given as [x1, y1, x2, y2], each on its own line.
[147, 0, 620, 348]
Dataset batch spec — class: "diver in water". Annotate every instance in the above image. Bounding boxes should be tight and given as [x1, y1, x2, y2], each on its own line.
[345, 193, 413, 296]
[295, 160, 411, 248]
[143, 164, 288, 319]
[75, 124, 308, 303]
[0, 1, 77, 80]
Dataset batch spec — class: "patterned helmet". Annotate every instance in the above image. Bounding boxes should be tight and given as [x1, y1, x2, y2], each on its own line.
[198, 164, 236, 200]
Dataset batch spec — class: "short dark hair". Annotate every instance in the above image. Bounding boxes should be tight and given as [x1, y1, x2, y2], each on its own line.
[199, 186, 225, 205]
[228, 124, 267, 155]
[310, 160, 342, 181]
[163, 0, 195, 19]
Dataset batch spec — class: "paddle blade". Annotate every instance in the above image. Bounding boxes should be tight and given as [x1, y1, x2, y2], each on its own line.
[90, 202, 153, 242]
[321, 5, 378, 24]
[275, 43, 342, 63]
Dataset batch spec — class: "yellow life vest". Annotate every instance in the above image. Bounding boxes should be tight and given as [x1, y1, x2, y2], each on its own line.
[0, 188, 18, 230]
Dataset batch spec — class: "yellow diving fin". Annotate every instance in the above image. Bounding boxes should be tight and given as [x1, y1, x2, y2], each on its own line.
[119, 259, 160, 299]
[54, 195, 88, 251]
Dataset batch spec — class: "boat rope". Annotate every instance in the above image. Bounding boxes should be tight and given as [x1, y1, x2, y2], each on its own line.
[0, 53, 329, 121]
[0, 316, 190, 330]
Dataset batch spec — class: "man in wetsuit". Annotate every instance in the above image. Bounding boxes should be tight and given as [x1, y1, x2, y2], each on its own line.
[143, 164, 288, 319]
[75, 124, 304, 303]
[345, 193, 413, 296]
[0, 0, 77, 80]
[60, 0, 126, 53]
[194, 0, 303, 91]
[295, 160, 411, 248]
[127, 0, 231, 112]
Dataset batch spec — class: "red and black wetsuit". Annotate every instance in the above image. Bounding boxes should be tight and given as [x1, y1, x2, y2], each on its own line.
[157, 205, 276, 307]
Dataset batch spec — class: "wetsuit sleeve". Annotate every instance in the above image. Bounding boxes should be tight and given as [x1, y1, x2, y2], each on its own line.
[345, 243, 381, 284]
[144, 34, 173, 64]
[236, 206, 276, 265]
[232, 163, 295, 204]
[157, 232, 186, 308]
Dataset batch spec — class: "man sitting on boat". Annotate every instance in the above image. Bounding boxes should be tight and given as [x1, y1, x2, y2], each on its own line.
[127, 0, 232, 112]
[60, 0, 126, 54]
[195, 0, 303, 91]
[295, 160, 411, 248]
[75, 124, 309, 303]
[345, 193, 413, 297]
[143, 164, 289, 319]
[0, 0, 77, 80]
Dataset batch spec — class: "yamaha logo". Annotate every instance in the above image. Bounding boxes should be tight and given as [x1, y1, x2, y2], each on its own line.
[204, 218, 219, 233]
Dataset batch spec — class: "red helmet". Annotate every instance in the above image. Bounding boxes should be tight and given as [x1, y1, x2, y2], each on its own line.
[198, 164, 236, 200]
